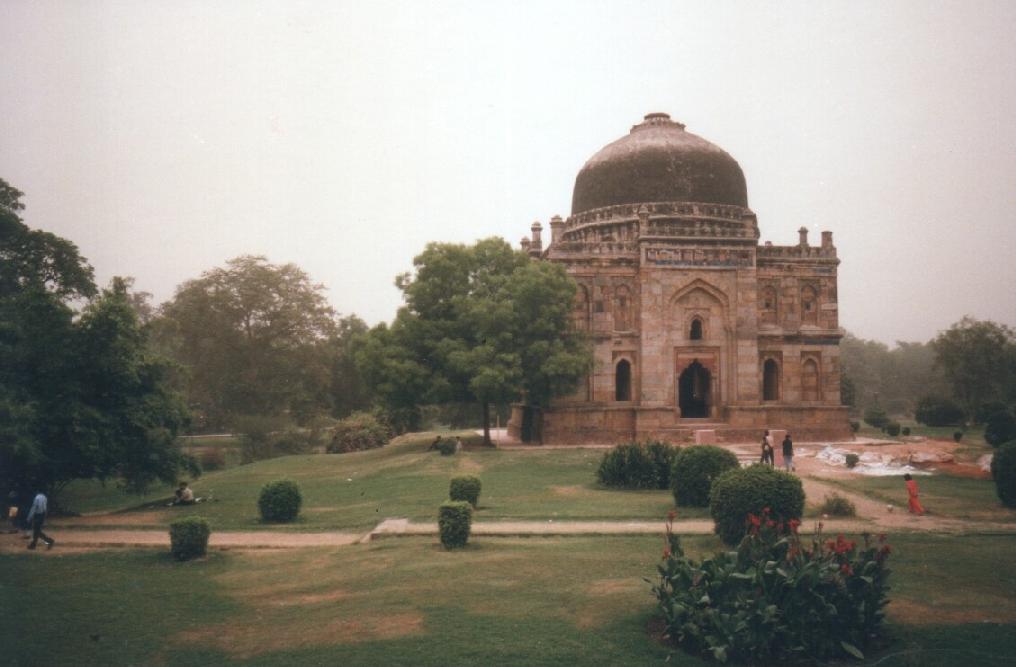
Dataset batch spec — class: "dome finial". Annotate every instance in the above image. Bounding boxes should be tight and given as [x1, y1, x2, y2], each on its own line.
[633, 112, 685, 132]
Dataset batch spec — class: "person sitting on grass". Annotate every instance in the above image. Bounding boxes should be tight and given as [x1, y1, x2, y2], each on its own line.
[168, 482, 201, 506]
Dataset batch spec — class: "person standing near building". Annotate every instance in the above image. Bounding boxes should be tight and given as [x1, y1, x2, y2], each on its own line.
[760, 430, 775, 466]
[26, 489, 55, 550]
[782, 433, 795, 472]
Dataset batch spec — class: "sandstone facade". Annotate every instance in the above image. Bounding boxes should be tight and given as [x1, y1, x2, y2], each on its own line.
[508, 113, 851, 444]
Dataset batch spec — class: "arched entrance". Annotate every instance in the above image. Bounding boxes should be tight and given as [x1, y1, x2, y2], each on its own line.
[763, 359, 780, 401]
[615, 359, 631, 401]
[678, 360, 711, 418]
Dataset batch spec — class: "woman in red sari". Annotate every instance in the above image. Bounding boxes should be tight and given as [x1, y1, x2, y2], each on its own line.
[904, 473, 925, 515]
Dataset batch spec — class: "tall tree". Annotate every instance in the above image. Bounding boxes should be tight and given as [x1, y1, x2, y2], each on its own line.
[358, 238, 591, 444]
[931, 317, 1016, 421]
[0, 183, 192, 498]
[156, 255, 339, 428]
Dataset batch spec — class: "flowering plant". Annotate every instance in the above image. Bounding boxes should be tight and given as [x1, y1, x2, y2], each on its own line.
[652, 509, 891, 663]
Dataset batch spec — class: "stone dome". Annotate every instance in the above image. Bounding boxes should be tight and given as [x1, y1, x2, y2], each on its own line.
[571, 113, 748, 215]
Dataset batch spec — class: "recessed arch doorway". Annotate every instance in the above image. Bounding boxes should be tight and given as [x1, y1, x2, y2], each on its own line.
[678, 360, 711, 418]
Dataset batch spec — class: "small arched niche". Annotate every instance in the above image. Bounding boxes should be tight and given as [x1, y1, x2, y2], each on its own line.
[615, 359, 632, 402]
[689, 317, 704, 340]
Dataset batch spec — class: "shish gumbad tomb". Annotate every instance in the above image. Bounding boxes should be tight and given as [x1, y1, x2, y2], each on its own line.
[508, 113, 851, 444]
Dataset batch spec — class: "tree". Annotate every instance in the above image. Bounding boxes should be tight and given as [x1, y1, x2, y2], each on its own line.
[357, 238, 591, 444]
[931, 317, 1016, 422]
[156, 256, 339, 428]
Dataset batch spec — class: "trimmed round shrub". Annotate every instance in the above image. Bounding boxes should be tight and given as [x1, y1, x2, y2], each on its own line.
[885, 421, 901, 437]
[437, 439, 457, 456]
[976, 401, 1010, 424]
[438, 501, 472, 549]
[819, 493, 856, 516]
[709, 465, 805, 546]
[670, 445, 739, 507]
[327, 411, 392, 453]
[597, 441, 678, 489]
[845, 453, 860, 468]
[915, 395, 965, 426]
[991, 441, 1016, 508]
[863, 407, 889, 430]
[954, 430, 964, 443]
[985, 410, 1016, 447]
[169, 516, 211, 561]
[901, 426, 911, 436]
[258, 479, 302, 523]
[449, 475, 482, 507]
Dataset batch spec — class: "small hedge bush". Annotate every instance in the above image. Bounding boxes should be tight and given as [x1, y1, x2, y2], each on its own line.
[597, 441, 678, 489]
[709, 465, 805, 546]
[991, 441, 1016, 508]
[258, 479, 302, 523]
[885, 421, 901, 437]
[438, 501, 472, 548]
[985, 410, 1016, 447]
[863, 407, 889, 430]
[450, 475, 482, 507]
[849, 420, 860, 433]
[901, 426, 911, 436]
[327, 411, 392, 453]
[437, 439, 457, 456]
[820, 493, 857, 516]
[953, 430, 964, 443]
[653, 512, 892, 663]
[845, 453, 860, 469]
[169, 516, 211, 561]
[915, 395, 965, 426]
[670, 445, 739, 507]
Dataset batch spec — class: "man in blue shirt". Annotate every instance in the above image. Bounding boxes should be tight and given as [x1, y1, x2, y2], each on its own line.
[26, 490, 55, 550]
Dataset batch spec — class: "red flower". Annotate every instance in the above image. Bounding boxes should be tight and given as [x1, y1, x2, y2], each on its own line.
[749, 514, 761, 528]
[840, 563, 854, 576]
[788, 518, 801, 533]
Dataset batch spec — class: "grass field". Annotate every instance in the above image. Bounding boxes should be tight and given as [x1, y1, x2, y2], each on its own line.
[3, 533, 1014, 666]
[57, 433, 696, 530]
[823, 473, 1010, 521]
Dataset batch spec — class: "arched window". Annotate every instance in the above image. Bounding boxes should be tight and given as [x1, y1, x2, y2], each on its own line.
[760, 286, 778, 326]
[801, 285, 818, 325]
[763, 359, 780, 401]
[615, 359, 632, 401]
[689, 317, 703, 340]
[802, 357, 820, 402]
[573, 285, 590, 331]
[614, 285, 631, 331]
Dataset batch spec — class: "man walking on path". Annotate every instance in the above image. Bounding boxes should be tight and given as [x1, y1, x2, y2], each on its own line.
[782, 433, 795, 472]
[26, 490, 55, 550]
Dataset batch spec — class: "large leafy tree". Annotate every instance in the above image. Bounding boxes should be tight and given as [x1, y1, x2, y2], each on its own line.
[358, 238, 591, 444]
[1, 180, 192, 499]
[156, 255, 339, 428]
[931, 317, 1016, 421]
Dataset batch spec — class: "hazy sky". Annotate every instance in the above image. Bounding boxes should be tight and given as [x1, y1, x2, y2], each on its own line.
[2, 1, 1014, 344]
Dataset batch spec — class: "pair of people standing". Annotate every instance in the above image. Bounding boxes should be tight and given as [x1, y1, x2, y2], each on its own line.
[760, 430, 795, 472]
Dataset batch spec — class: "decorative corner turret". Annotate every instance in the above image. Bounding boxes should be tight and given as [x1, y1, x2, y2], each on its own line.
[529, 221, 543, 257]
[549, 215, 563, 246]
[798, 226, 809, 247]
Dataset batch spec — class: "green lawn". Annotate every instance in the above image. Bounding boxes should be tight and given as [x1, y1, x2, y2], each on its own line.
[57, 434, 696, 531]
[3, 533, 1014, 665]
[823, 473, 1014, 522]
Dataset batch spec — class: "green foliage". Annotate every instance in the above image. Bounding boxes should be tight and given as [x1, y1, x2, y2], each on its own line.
[991, 441, 1016, 508]
[840, 333, 948, 415]
[449, 475, 482, 507]
[327, 410, 392, 453]
[437, 439, 457, 456]
[169, 516, 211, 561]
[845, 453, 860, 469]
[984, 410, 1016, 447]
[357, 238, 592, 445]
[885, 421, 901, 437]
[596, 441, 678, 490]
[197, 449, 226, 471]
[863, 406, 889, 430]
[901, 426, 911, 436]
[156, 255, 339, 429]
[954, 430, 964, 443]
[915, 395, 966, 426]
[849, 420, 860, 433]
[931, 317, 1016, 422]
[652, 512, 892, 663]
[670, 445, 739, 507]
[0, 206, 96, 300]
[257, 479, 302, 523]
[709, 465, 805, 546]
[819, 493, 857, 516]
[438, 500, 472, 548]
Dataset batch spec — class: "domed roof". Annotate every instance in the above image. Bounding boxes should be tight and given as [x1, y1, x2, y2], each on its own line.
[571, 113, 748, 215]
